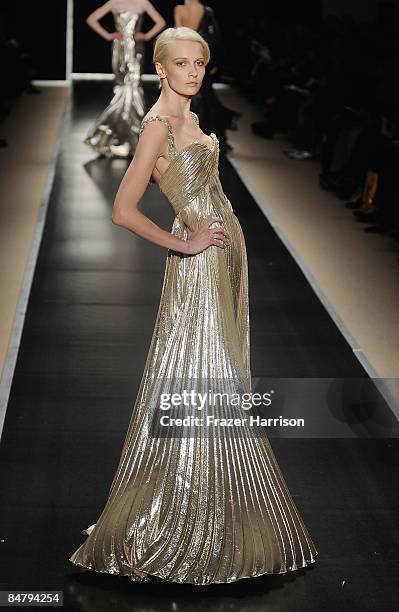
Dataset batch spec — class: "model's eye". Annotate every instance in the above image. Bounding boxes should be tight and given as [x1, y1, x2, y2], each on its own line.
[176, 62, 185, 67]
[197, 61, 205, 66]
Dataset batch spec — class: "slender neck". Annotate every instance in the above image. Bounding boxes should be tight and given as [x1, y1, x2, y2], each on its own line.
[157, 88, 192, 120]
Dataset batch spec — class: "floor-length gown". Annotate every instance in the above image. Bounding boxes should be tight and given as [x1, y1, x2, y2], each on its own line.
[68, 111, 318, 585]
[84, 10, 145, 158]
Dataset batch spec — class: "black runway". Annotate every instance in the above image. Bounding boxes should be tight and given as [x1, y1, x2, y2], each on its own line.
[0, 82, 398, 611]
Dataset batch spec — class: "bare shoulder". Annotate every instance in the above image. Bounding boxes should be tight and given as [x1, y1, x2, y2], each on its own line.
[139, 116, 169, 137]
[138, 115, 171, 155]
[141, 110, 176, 129]
[141, 110, 196, 133]
[142, 106, 169, 122]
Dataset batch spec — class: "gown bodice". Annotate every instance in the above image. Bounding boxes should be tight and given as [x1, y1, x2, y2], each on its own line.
[139, 112, 234, 222]
[112, 10, 144, 36]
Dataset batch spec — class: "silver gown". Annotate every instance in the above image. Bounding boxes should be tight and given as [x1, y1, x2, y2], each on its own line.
[84, 10, 145, 158]
[69, 111, 318, 584]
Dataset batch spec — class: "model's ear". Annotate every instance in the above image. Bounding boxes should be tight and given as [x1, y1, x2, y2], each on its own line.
[154, 61, 166, 79]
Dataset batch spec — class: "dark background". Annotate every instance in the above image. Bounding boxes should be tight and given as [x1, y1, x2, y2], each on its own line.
[0, 0, 68, 80]
[1, 0, 399, 79]
[72, 0, 321, 75]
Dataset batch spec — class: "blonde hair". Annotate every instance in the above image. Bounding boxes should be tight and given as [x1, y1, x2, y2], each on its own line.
[153, 26, 210, 68]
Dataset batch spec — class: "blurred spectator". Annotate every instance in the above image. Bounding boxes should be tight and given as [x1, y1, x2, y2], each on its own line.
[230, 11, 399, 240]
[0, 7, 41, 147]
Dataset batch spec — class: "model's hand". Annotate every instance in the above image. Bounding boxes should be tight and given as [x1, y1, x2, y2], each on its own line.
[184, 218, 229, 255]
[134, 31, 147, 41]
[107, 31, 123, 41]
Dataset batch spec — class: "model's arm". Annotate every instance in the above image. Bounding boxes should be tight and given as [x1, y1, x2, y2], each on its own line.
[111, 122, 190, 253]
[112, 121, 229, 254]
[140, 0, 166, 41]
[86, 0, 119, 41]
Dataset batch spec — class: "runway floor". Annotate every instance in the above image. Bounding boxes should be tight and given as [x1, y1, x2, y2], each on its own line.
[0, 82, 398, 611]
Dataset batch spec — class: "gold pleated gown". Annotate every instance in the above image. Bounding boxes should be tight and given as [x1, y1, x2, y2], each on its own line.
[69, 111, 318, 584]
[84, 10, 145, 158]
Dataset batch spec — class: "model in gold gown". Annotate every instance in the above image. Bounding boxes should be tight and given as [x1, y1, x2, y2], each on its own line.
[84, 1, 166, 157]
[84, 10, 145, 158]
[68, 108, 318, 585]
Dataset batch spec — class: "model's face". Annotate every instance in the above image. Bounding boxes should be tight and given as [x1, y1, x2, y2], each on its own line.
[157, 40, 206, 96]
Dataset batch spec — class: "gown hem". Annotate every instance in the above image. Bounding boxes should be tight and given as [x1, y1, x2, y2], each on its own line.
[68, 550, 318, 586]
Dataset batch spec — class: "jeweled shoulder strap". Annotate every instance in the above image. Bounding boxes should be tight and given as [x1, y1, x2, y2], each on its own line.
[139, 115, 177, 158]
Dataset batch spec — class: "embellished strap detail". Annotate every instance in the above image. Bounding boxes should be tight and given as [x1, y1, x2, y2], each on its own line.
[139, 115, 177, 159]
[190, 110, 200, 126]
[139, 111, 200, 158]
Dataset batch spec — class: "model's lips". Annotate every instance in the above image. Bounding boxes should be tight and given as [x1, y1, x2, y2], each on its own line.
[187, 82, 198, 85]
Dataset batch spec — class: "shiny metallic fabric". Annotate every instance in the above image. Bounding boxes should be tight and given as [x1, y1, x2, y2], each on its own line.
[69, 112, 318, 584]
[84, 10, 145, 158]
